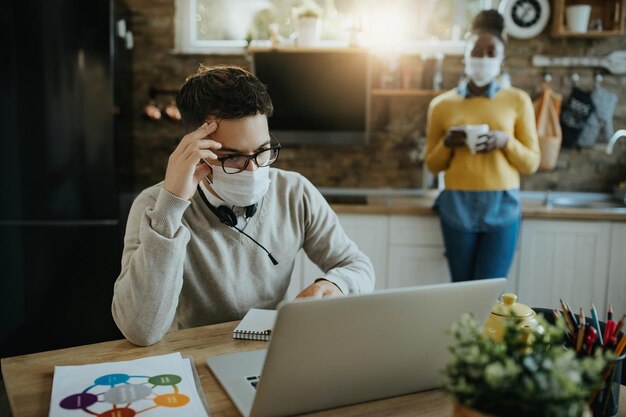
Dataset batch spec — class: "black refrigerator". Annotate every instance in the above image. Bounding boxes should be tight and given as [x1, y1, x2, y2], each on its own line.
[1, 0, 128, 359]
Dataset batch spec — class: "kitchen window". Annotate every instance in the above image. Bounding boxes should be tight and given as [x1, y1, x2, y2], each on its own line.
[175, 0, 496, 55]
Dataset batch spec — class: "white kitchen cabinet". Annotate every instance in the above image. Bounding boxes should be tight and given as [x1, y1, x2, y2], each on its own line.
[386, 246, 521, 291]
[389, 215, 444, 247]
[608, 223, 626, 315]
[387, 216, 449, 287]
[388, 246, 449, 287]
[286, 250, 323, 300]
[287, 212, 618, 309]
[289, 214, 446, 295]
[387, 215, 520, 291]
[288, 213, 522, 296]
[505, 250, 520, 295]
[337, 214, 389, 289]
[285, 250, 306, 300]
[286, 214, 388, 298]
[518, 219, 611, 314]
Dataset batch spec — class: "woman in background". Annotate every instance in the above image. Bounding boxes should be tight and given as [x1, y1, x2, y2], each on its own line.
[424, 9, 540, 282]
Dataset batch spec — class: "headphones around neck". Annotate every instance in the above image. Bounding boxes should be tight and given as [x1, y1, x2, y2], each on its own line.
[196, 184, 257, 227]
[212, 203, 258, 227]
[196, 184, 278, 265]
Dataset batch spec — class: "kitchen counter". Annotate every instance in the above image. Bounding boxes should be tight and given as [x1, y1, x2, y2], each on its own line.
[320, 188, 626, 221]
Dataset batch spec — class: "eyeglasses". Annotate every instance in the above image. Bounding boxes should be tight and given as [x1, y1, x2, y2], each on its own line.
[216, 133, 282, 174]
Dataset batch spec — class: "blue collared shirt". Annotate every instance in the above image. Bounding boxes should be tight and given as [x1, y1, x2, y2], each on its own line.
[456, 79, 501, 98]
[436, 79, 520, 232]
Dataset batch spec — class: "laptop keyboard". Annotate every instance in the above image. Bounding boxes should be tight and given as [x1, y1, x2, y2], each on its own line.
[246, 375, 260, 389]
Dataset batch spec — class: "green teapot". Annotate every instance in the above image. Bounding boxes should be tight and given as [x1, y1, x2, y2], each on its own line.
[483, 293, 540, 342]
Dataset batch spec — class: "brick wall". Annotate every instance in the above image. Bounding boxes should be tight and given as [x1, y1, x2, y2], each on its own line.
[123, 0, 626, 193]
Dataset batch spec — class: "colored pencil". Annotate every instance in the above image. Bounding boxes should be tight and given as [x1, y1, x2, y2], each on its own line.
[576, 322, 585, 353]
[613, 314, 625, 339]
[560, 299, 576, 334]
[565, 300, 579, 327]
[591, 304, 604, 347]
[616, 333, 626, 356]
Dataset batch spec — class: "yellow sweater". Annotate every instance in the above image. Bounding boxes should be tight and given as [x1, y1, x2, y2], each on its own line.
[425, 87, 540, 190]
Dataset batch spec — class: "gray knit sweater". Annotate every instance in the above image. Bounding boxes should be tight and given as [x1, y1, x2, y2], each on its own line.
[112, 169, 375, 346]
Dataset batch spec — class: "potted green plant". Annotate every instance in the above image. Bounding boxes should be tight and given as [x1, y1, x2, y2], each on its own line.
[445, 313, 612, 417]
[294, 1, 322, 47]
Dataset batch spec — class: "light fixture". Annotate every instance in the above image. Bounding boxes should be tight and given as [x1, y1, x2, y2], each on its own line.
[143, 87, 181, 123]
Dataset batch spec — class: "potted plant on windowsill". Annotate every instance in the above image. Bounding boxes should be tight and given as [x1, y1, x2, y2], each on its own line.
[445, 313, 611, 417]
[294, 1, 322, 47]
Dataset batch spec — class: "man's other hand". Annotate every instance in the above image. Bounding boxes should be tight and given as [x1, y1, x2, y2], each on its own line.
[295, 279, 343, 299]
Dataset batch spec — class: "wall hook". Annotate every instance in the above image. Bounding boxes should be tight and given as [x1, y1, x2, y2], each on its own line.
[595, 73, 603, 85]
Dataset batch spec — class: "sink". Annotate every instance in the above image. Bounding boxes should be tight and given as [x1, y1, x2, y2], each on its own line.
[319, 187, 429, 205]
[323, 195, 368, 205]
[547, 197, 626, 211]
[532, 190, 626, 212]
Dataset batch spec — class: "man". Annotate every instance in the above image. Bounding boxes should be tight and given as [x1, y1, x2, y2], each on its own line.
[112, 65, 374, 346]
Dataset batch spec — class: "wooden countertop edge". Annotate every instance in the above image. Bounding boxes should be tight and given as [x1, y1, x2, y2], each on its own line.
[520, 207, 626, 221]
[331, 204, 437, 215]
[330, 202, 626, 221]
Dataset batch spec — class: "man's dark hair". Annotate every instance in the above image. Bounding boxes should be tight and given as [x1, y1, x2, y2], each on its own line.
[471, 9, 506, 43]
[175, 65, 274, 130]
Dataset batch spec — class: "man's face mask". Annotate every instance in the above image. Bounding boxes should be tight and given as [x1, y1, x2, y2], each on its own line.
[209, 165, 271, 207]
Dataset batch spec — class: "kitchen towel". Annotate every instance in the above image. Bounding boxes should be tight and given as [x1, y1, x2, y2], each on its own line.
[560, 86, 595, 148]
[577, 84, 618, 147]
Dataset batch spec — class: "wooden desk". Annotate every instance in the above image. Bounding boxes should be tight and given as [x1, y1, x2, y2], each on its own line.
[2, 321, 452, 417]
[2, 321, 625, 417]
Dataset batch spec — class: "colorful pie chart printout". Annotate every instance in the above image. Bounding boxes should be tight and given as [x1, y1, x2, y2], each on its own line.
[48, 352, 209, 417]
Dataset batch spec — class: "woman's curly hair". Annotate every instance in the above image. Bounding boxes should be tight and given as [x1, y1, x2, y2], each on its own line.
[471, 9, 506, 42]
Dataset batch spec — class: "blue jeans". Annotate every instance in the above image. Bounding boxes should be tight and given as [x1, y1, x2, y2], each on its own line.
[439, 218, 520, 282]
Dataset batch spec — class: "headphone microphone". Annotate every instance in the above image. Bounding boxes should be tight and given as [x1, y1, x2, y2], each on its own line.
[197, 185, 279, 265]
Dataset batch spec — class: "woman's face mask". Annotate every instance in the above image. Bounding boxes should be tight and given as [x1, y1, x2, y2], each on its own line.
[464, 32, 504, 88]
[209, 165, 271, 207]
[465, 57, 502, 87]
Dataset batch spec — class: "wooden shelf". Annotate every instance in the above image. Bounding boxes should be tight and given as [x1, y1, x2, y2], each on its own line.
[371, 89, 443, 97]
[247, 43, 366, 54]
[552, 29, 624, 38]
[551, 0, 624, 38]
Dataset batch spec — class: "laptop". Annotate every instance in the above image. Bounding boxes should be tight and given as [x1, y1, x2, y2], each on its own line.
[206, 278, 506, 417]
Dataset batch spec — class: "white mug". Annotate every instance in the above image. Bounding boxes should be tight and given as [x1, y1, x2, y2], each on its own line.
[464, 124, 489, 154]
[566, 5, 592, 33]
[297, 17, 322, 47]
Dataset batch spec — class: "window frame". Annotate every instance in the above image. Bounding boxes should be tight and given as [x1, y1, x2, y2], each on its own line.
[175, 0, 250, 55]
[174, 0, 470, 56]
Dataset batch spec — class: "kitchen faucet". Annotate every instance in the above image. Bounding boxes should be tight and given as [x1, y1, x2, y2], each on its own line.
[606, 129, 626, 154]
[607, 130, 626, 206]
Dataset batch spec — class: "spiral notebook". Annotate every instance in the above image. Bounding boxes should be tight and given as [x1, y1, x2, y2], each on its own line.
[233, 309, 277, 341]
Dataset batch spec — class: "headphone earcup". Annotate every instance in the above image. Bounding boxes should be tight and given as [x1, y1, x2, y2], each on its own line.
[245, 204, 258, 219]
[216, 206, 237, 227]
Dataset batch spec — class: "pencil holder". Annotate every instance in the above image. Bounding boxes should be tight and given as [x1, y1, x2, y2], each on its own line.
[590, 353, 624, 417]
[533, 308, 625, 417]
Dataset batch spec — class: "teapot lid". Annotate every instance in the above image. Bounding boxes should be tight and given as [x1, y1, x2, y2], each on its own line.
[492, 293, 534, 318]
